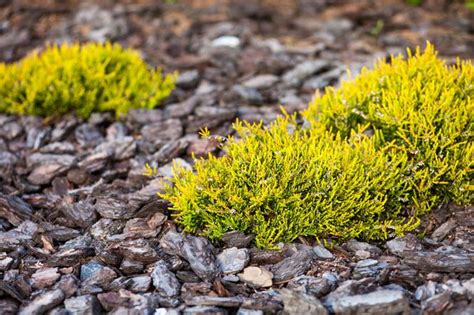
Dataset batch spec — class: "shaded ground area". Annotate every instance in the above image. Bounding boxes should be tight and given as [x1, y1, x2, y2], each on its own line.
[0, 0, 473, 314]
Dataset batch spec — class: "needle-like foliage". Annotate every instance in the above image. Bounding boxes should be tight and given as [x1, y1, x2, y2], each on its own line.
[161, 43, 473, 249]
[0, 42, 176, 118]
[303, 43, 473, 207]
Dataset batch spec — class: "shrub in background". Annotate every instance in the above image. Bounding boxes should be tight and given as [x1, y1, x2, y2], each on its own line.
[0, 42, 176, 118]
[162, 44, 473, 249]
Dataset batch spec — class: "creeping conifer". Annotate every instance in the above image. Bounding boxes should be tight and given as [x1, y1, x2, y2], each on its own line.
[0, 42, 176, 118]
[161, 43, 473, 249]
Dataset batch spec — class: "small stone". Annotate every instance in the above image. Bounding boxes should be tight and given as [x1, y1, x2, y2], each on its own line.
[222, 275, 240, 283]
[355, 250, 372, 259]
[127, 275, 151, 293]
[421, 292, 452, 314]
[313, 245, 334, 260]
[356, 259, 379, 268]
[75, 124, 104, 147]
[64, 295, 101, 315]
[81, 262, 117, 287]
[0, 256, 13, 271]
[238, 266, 273, 288]
[141, 119, 183, 144]
[96, 292, 130, 311]
[60, 200, 97, 228]
[67, 168, 89, 185]
[90, 219, 126, 241]
[385, 234, 422, 257]
[160, 230, 219, 282]
[81, 262, 105, 281]
[330, 289, 410, 315]
[403, 246, 474, 273]
[177, 70, 200, 89]
[212, 36, 240, 48]
[345, 239, 382, 255]
[152, 260, 181, 297]
[415, 282, 437, 301]
[279, 288, 328, 315]
[120, 259, 144, 275]
[55, 275, 78, 298]
[232, 85, 263, 105]
[242, 74, 279, 90]
[31, 267, 61, 289]
[353, 259, 387, 280]
[322, 18, 354, 37]
[183, 306, 228, 315]
[110, 239, 159, 263]
[272, 249, 314, 282]
[431, 219, 457, 241]
[19, 289, 65, 315]
[216, 247, 249, 274]
[282, 60, 330, 87]
[155, 308, 181, 315]
[221, 231, 254, 248]
[278, 92, 302, 107]
[95, 197, 140, 219]
[288, 276, 334, 298]
[0, 299, 18, 314]
[237, 309, 263, 315]
[26, 153, 76, 185]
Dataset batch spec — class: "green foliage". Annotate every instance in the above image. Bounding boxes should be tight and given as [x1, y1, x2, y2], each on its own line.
[162, 43, 473, 249]
[0, 42, 176, 118]
[466, 0, 474, 10]
[370, 19, 384, 37]
[406, 0, 422, 6]
[303, 43, 473, 207]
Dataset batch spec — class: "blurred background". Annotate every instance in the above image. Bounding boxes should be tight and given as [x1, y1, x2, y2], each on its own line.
[1, 0, 473, 123]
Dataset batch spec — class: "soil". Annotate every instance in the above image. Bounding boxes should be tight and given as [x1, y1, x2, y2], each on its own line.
[0, 0, 473, 314]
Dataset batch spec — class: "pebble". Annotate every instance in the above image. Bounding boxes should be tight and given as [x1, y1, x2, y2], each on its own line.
[212, 36, 240, 48]
[345, 239, 382, 255]
[242, 74, 279, 90]
[272, 249, 314, 282]
[288, 276, 334, 297]
[237, 309, 263, 315]
[352, 259, 388, 279]
[177, 70, 200, 89]
[0, 256, 13, 271]
[31, 267, 61, 289]
[216, 247, 249, 274]
[19, 289, 65, 315]
[238, 266, 273, 288]
[330, 289, 410, 315]
[232, 85, 263, 105]
[127, 275, 152, 293]
[160, 230, 219, 282]
[279, 288, 328, 315]
[64, 294, 101, 315]
[282, 60, 330, 87]
[431, 219, 457, 241]
[152, 260, 181, 297]
[313, 245, 334, 260]
[221, 231, 254, 248]
[81, 262, 106, 282]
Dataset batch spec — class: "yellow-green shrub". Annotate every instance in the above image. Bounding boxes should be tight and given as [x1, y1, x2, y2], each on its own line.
[0, 42, 176, 118]
[303, 43, 473, 207]
[162, 44, 473, 249]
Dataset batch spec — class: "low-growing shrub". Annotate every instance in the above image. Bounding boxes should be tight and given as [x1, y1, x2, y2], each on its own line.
[162, 44, 473, 249]
[303, 43, 473, 207]
[0, 42, 176, 118]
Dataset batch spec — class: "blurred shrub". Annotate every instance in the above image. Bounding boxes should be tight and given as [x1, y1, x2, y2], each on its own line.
[0, 42, 176, 118]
